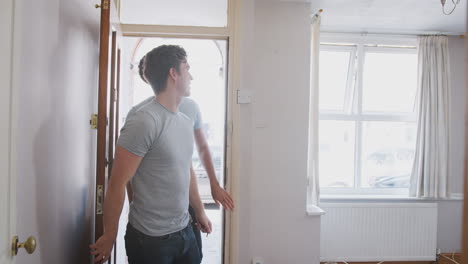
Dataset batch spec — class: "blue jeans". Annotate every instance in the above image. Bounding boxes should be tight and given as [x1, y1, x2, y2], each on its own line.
[125, 223, 201, 264]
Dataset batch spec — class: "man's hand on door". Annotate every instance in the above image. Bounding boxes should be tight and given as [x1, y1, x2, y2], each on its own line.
[90, 232, 116, 264]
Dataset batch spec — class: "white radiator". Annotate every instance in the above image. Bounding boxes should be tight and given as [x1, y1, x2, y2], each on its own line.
[320, 203, 438, 262]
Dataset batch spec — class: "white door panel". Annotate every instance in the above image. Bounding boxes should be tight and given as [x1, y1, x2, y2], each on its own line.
[1, 0, 15, 263]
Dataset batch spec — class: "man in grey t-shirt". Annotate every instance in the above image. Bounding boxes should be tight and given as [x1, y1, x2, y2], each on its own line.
[90, 45, 211, 264]
[134, 56, 235, 260]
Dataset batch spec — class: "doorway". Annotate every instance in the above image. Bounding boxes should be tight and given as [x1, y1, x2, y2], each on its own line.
[116, 37, 229, 264]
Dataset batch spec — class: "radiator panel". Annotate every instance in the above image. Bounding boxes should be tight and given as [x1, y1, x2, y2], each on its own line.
[320, 203, 438, 262]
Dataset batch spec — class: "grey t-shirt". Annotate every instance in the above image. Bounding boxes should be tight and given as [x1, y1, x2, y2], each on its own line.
[118, 100, 194, 236]
[129, 97, 202, 130]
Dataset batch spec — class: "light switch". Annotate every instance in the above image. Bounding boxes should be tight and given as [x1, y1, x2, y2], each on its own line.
[237, 90, 252, 104]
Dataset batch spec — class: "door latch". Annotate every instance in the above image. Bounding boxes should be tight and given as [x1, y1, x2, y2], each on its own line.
[96, 185, 104, 215]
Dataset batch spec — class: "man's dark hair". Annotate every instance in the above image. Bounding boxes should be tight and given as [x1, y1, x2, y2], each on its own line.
[138, 55, 148, 84]
[143, 45, 187, 94]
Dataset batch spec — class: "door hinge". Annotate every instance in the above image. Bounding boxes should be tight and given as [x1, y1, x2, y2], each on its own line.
[96, 185, 104, 215]
[90, 114, 98, 129]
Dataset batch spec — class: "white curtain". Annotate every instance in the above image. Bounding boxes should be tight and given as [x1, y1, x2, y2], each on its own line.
[307, 14, 321, 206]
[410, 35, 451, 198]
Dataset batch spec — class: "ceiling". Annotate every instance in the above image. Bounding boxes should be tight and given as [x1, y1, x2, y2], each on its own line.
[304, 0, 467, 34]
[120, 0, 227, 27]
[120, 0, 466, 34]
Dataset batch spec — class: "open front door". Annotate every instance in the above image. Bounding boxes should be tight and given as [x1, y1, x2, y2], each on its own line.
[94, 0, 122, 263]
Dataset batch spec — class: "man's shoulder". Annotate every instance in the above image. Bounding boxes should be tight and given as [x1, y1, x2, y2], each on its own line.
[128, 96, 155, 117]
[179, 97, 200, 116]
[180, 97, 199, 109]
[129, 102, 161, 126]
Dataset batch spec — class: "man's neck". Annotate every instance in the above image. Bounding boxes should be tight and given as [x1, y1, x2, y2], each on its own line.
[155, 91, 182, 112]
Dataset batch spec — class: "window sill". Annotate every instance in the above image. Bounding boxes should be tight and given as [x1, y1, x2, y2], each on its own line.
[306, 205, 326, 216]
[320, 194, 463, 202]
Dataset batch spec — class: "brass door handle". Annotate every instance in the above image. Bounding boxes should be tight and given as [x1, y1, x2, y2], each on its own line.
[11, 236, 37, 256]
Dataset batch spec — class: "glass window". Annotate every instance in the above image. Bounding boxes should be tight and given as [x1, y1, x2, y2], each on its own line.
[318, 41, 418, 195]
[360, 122, 417, 188]
[319, 120, 356, 188]
[362, 51, 418, 113]
[319, 50, 352, 112]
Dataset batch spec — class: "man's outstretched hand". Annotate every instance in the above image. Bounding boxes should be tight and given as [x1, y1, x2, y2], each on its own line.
[211, 184, 235, 211]
[90, 232, 116, 264]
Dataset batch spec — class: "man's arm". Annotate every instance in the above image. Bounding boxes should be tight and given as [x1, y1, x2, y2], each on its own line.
[90, 146, 142, 263]
[194, 128, 234, 210]
[126, 182, 134, 203]
[189, 166, 212, 234]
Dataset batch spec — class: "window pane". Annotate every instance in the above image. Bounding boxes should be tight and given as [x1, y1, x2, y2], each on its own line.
[319, 50, 351, 111]
[362, 51, 417, 113]
[360, 122, 417, 188]
[319, 120, 355, 188]
[121, 0, 228, 27]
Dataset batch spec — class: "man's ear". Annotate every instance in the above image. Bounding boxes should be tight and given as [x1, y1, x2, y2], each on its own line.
[168, 67, 178, 81]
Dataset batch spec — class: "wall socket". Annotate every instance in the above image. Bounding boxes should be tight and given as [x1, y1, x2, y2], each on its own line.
[252, 257, 264, 264]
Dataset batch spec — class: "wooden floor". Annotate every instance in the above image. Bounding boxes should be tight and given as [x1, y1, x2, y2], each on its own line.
[320, 253, 461, 264]
[439, 253, 462, 264]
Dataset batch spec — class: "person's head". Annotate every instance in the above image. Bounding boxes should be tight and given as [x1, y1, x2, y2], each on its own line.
[138, 55, 148, 84]
[143, 45, 192, 96]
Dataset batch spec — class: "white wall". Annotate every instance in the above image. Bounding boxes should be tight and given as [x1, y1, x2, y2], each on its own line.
[14, 0, 100, 263]
[234, 3, 465, 262]
[235, 0, 255, 263]
[437, 200, 463, 253]
[436, 36, 466, 253]
[236, 1, 322, 263]
[448, 37, 466, 195]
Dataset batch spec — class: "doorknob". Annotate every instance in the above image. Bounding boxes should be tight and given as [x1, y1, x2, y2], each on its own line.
[11, 235, 37, 256]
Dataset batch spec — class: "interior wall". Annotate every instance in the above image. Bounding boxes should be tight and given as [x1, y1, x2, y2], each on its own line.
[235, 2, 464, 261]
[448, 36, 466, 195]
[235, 0, 255, 263]
[14, 0, 100, 263]
[235, 1, 321, 263]
[436, 36, 466, 253]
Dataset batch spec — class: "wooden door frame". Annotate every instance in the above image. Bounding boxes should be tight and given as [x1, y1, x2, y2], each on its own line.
[94, 0, 122, 261]
[94, 0, 110, 243]
[108, 30, 120, 264]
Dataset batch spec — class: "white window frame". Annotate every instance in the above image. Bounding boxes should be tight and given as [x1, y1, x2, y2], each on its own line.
[319, 33, 418, 196]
